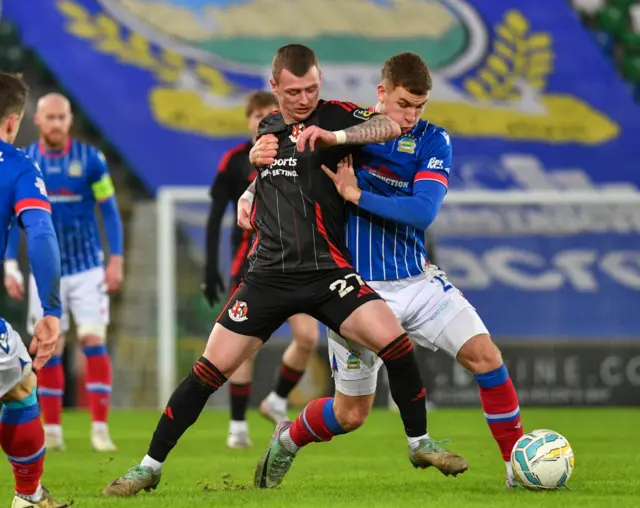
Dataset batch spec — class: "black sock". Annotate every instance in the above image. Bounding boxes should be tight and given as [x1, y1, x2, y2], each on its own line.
[378, 334, 427, 438]
[229, 382, 252, 421]
[148, 356, 227, 462]
[274, 363, 304, 399]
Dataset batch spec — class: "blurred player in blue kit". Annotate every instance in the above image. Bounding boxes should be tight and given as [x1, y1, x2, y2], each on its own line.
[252, 53, 525, 489]
[0, 72, 68, 507]
[3, 93, 124, 452]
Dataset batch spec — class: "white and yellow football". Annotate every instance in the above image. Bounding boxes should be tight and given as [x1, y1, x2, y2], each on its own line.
[511, 429, 574, 490]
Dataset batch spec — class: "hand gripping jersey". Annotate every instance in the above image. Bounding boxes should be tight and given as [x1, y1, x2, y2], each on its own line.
[248, 100, 374, 273]
[20, 139, 117, 276]
[346, 119, 451, 281]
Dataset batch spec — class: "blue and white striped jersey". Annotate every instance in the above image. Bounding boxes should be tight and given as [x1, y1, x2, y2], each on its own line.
[0, 140, 52, 263]
[346, 119, 451, 281]
[1, 138, 60, 321]
[22, 139, 113, 276]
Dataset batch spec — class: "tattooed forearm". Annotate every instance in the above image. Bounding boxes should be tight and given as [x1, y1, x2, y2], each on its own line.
[343, 115, 401, 144]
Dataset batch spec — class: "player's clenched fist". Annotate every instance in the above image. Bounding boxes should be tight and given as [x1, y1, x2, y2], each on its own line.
[250, 134, 279, 167]
[30, 315, 61, 371]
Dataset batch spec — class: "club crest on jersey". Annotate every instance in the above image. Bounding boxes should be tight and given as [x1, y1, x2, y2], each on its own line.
[68, 160, 83, 177]
[397, 137, 416, 154]
[289, 123, 305, 142]
[347, 350, 361, 370]
[228, 300, 248, 322]
[353, 107, 374, 120]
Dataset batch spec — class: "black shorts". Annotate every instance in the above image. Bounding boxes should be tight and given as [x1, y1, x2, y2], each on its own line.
[216, 268, 382, 341]
[228, 265, 247, 296]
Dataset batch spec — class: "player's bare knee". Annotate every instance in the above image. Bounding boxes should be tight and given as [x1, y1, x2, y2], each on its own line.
[291, 332, 317, 353]
[337, 408, 368, 432]
[457, 333, 502, 374]
[203, 323, 263, 378]
[290, 315, 319, 350]
[1, 371, 37, 403]
[333, 391, 373, 432]
[77, 324, 107, 346]
[229, 356, 255, 384]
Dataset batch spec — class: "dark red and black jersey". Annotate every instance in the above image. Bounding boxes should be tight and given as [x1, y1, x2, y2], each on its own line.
[205, 140, 255, 281]
[247, 100, 375, 273]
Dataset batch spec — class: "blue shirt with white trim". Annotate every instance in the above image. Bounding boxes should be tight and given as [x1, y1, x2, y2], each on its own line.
[0, 139, 61, 319]
[346, 119, 451, 281]
[5, 139, 123, 276]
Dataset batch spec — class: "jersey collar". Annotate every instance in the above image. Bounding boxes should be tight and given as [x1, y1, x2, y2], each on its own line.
[38, 137, 71, 158]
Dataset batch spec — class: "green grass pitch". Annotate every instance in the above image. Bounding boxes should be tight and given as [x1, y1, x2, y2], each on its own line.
[2, 408, 639, 507]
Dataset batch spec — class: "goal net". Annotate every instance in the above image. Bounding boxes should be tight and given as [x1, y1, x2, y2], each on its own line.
[114, 187, 640, 409]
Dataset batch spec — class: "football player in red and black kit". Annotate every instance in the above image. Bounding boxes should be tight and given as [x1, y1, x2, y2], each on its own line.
[103, 44, 462, 497]
[203, 91, 319, 449]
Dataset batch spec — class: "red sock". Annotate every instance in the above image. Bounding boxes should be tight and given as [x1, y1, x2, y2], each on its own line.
[474, 365, 523, 461]
[289, 397, 345, 447]
[37, 355, 64, 426]
[83, 345, 112, 423]
[0, 404, 46, 496]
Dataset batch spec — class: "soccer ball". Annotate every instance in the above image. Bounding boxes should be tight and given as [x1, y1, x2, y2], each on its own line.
[510, 429, 574, 490]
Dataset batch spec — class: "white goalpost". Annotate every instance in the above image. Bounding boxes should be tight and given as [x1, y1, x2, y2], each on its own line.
[155, 187, 640, 409]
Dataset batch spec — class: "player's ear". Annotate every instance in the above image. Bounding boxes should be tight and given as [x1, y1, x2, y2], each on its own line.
[6, 115, 15, 136]
[376, 83, 386, 104]
[7, 113, 22, 138]
[269, 78, 277, 95]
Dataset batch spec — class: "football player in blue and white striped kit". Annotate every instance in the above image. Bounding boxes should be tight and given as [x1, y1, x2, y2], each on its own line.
[3, 93, 124, 453]
[0, 72, 68, 508]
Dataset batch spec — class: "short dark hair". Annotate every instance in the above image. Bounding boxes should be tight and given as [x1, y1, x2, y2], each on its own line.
[245, 91, 279, 118]
[0, 72, 28, 121]
[381, 53, 432, 96]
[272, 44, 319, 82]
